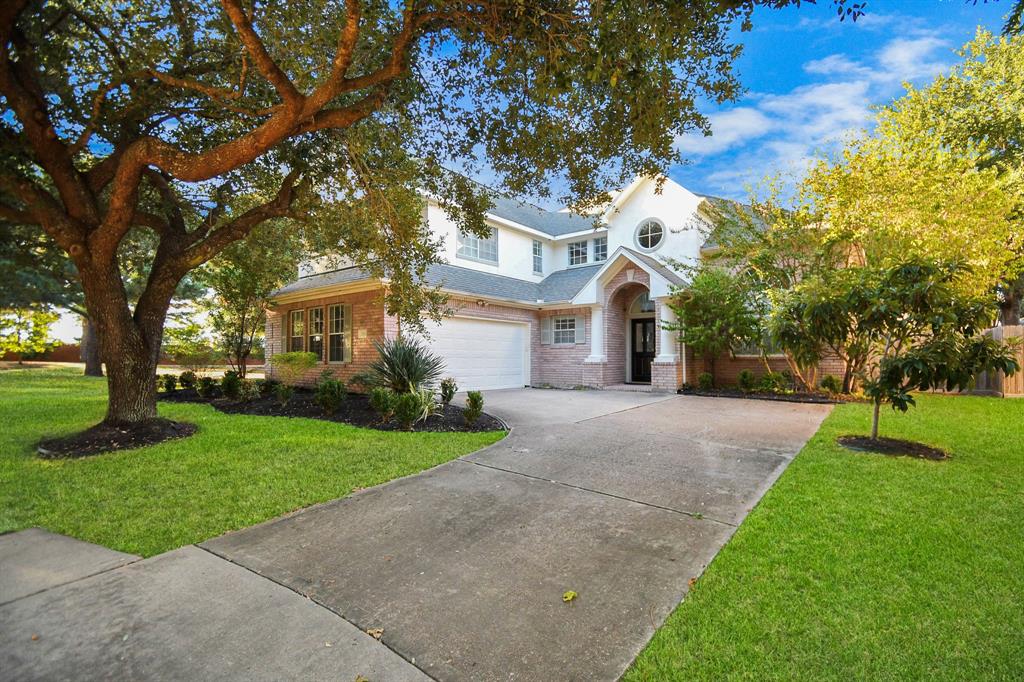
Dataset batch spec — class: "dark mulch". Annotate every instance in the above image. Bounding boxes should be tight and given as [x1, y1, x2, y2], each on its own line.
[837, 435, 949, 461]
[37, 418, 198, 459]
[158, 388, 505, 433]
[677, 386, 850, 405]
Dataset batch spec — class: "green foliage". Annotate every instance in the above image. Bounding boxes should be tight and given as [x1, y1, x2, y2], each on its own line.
[369, 387, 396, 422]
[315, 378, 347, 415]
[271, 351, 319, 386]
[196, 376, 218, 399]
[274, 383, 294, 407]
[163, 323, 219, 374]
[0, 308, 59, 360]
[697, 372, 714, 390]
[238, 379, 262, 403]
[366, 337, 446, 394]
[260, 378, 281, 398]
[220, 371, 242, 401]
[160, 374, 177, 393]
[464, 391, 485, 426]
[820, 374, 842, 395]
[178, 371, 197, 390]
[393, 392, 423, 431]
[440, 377, 458, 407]
[737, 369, 757, 393]
[416, 389, 439, 423]
[759, 371, 789, 393]
[667, 267, 760, 364]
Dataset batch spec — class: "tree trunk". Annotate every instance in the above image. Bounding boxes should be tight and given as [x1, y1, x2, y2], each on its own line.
[871, 398, 881, 440]
[1000, 278, 1022, 326]
[80, 316, 104, 377]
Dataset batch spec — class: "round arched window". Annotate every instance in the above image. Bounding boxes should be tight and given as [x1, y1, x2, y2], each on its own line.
[634, 219, 664, 251]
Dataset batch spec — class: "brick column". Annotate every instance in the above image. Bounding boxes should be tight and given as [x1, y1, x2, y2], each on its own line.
[651, 297, 681, 391]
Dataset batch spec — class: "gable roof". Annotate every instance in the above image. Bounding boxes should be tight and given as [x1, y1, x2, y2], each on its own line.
[271, 262, 604, 305]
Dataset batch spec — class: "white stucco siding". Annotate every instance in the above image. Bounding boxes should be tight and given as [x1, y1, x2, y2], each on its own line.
[601, 177, 705, 269]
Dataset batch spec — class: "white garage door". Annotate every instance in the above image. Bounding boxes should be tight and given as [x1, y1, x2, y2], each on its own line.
[422, 317, 528, 391]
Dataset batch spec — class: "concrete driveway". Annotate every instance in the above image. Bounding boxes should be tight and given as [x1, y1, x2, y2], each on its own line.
[1, 389, 830, 681]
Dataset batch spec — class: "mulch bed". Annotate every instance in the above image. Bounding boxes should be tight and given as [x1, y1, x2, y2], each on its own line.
[678, 386, 851, 405]
[158, 388, 506, 433]
[837, 435, 949, 461]
[37, 418, 198, 459]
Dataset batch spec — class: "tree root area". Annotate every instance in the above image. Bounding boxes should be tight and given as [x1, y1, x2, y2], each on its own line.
[837, 435, 948, 461]
[37, 418, 198, 459]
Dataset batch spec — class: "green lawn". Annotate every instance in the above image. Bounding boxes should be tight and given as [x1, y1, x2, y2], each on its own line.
[0, 367, 503, 557]
[628, 393, 1024, 680]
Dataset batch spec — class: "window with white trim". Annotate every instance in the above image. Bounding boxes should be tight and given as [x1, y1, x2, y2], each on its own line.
[457, 228, 498, 263]
[593, 236, 607, 262]
[307, 307, 324, 360]
[553, 316, 577, 344]
[532, 240, 543, 274]
[289, 310, 305, 352]
[634, 219, 664, 251]
[328, 304, 346, 362]
[568, 240, 588, 266]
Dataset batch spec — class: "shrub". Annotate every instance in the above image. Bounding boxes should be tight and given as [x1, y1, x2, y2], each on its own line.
[464, 391, 484, 426]
[260, 378, 280, 397]
[239, 378, 261, 402]
[366, 337, 446, 393]
[274, 383, 294, 406]
[178, 370, 197, 390]
[697, 372, 713, 390]
[272, 351, 318, 386]
[196, 376, 217, 399]
[416, 388, 439, 422]
[221, 370, 242, 400]
[316, 379, 347, 415]
[440, 377, 458, 407]
[160, 373, 177, 392]
[393, 391, 423, 431]
[820, 374, 842, 395]
[759, 371, 788, 393]
[369, 387, 395, 421]
[737, 369, 756, 392]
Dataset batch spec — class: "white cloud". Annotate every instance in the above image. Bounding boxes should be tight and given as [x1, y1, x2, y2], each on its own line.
[803, 54, 873, 78]
[674, 107, 774, 156]
[876, 36, 950, 81]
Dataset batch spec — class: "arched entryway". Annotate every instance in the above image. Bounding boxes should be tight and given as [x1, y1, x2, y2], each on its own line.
[606, 281, 655, 384]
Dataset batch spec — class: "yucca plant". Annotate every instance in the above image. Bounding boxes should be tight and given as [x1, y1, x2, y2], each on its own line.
[366, 337, 446, 393]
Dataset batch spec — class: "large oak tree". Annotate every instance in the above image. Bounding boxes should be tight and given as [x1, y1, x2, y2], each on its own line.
[1, 0, 853, 428]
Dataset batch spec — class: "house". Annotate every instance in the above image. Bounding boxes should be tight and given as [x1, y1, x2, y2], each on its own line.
[266, 175, 791, 391]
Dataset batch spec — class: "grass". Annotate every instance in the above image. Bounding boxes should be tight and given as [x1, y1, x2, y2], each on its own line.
[627, 393, 1024, 680]
[0, 367, 503, 557]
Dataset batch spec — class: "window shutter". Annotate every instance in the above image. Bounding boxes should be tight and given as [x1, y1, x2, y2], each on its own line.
[343, 304, 353, 362]
[540, 316, 552, 345]
[574, 315, 586, 344]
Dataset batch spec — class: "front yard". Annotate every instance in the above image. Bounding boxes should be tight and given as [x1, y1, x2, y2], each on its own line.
[628, 393, 1024, 680]
[0, 367, 504, 557]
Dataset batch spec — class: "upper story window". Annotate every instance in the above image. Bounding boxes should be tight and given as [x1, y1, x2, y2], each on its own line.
[568, 240, 588, 266]
[593, 236, 607, 262]
[457, 228, 498, 264]
[532, 240, 543, 274]
[635, 219, 664, 251]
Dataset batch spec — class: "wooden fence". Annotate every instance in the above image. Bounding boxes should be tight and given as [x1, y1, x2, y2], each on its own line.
[973, 325, 1024, 397]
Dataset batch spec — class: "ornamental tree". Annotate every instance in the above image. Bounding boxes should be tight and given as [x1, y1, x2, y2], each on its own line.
[1, 0, 860, 430]
[0, 307, 59, 363]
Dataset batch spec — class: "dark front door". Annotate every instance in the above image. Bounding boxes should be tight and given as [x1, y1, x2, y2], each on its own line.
[631, 319, 656, 383]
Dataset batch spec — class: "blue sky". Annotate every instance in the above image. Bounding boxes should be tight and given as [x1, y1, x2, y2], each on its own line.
[669, 0, 1011, 200]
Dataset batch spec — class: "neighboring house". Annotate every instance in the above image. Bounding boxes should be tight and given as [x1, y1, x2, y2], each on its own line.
[266, 175, 789, 391]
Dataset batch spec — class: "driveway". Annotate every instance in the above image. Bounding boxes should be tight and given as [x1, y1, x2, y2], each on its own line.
[0, 390, 830, 681]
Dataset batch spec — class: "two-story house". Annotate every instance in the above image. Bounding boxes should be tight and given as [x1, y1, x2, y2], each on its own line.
[266, 175, 743, 391]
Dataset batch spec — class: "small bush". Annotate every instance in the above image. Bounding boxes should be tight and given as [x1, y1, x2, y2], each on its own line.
[393, 391, 423, 431]
[221, 370, 242, 400]
[161, 373, 177, 392]
[697, 372, 714, 390]
[316, 379, 347, 415]
[274, 382, 294, 406]
[820, 374, 842, 395]
[237, 379, 260, 402]
[260, 378, 280, 397]
[416, 388, 438, 422]
[737, 369, 756, 392]
[440, 377, 458, 407]
[464, 391, 484, 426]
[196, 376, 217, 399]
[366, 337, 446, 393]
[347, 372, 373, 392]
[178, 370, 197, 390]
[759, 371, 788, 393]
[271, 351, 318, 386]
[369, 387, 395, 421]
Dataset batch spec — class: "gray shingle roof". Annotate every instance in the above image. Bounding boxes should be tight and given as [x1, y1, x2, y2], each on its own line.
[621, 248, 687, 287]
[271, 262, 603, 304]
[486, 194, 599, 237]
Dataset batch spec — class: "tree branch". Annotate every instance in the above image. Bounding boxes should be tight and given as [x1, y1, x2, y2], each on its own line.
[220, 0, 302, 107]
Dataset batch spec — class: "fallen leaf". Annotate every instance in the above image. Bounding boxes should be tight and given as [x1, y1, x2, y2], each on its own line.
[688, 577, 697, 589]
[355, 676, 370, 682]
[31, 634, 39, 641]
[562, 590, 578, 603]
[366, 627, 384, 640]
